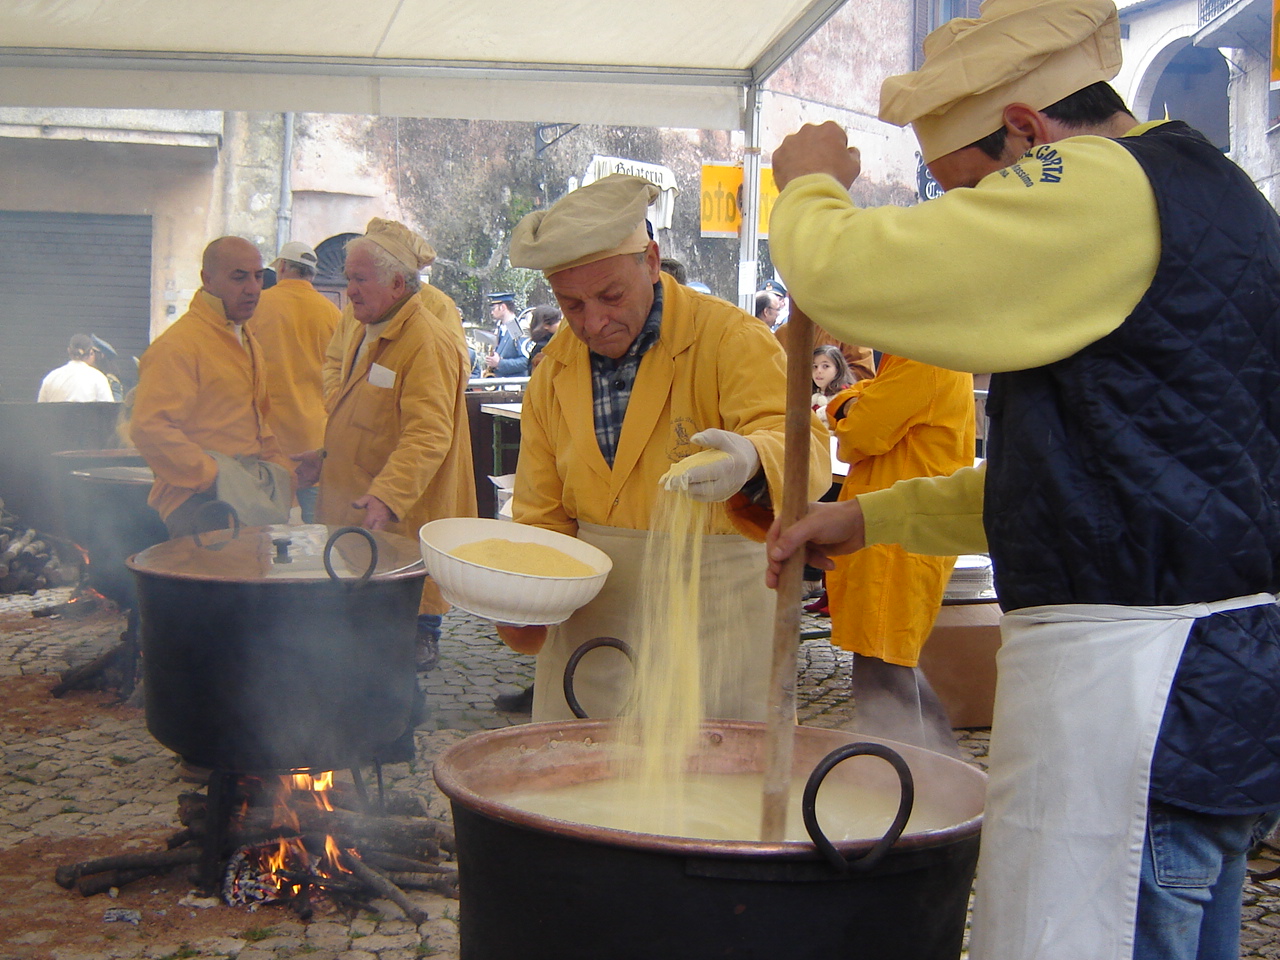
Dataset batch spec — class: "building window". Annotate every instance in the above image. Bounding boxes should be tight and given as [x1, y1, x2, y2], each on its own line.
[913, 0, 981, 68]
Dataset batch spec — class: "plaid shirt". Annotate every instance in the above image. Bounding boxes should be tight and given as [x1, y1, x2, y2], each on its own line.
[590, 283, 663, 466]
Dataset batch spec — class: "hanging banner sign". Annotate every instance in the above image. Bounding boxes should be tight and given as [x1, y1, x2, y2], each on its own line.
[700, 165, 780, 238]
[1272, 0, 1280, 88]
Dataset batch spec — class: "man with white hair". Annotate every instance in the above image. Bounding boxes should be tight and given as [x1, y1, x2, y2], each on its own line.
[294, 218, 476, 673]
[250, 241, 340, 522]
[132, 237, 293, 538]
[764, 1, 1280, 957]
[499, 173, 829, 723]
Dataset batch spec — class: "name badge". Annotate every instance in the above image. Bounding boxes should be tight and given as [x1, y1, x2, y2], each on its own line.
[368, 363, 395, 389]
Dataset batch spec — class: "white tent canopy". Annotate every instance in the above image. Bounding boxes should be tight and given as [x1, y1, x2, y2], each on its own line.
[0, 0, 851, 130]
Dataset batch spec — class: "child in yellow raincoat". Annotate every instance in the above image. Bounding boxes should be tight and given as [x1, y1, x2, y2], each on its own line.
[826, 353, 974, 752]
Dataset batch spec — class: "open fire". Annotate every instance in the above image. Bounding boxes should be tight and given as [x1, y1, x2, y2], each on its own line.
[224, 771, 357, 916]
[56, 767, 458, 924]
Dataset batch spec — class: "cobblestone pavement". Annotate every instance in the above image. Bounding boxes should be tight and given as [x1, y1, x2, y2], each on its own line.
[2, 588, 1277, 959]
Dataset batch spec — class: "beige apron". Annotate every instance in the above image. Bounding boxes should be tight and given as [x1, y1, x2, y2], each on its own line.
[531, 521, 775, 723]
[970, 592, 1276, 960]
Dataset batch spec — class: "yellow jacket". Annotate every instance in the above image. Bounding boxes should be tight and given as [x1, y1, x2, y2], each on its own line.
[249, 279, 340, 457]
[770, 124, 1167, 557]
[514, 273, 830, 537]
[131, 290, 290, 521]
[826, 355, 975, 665]
[317, 290, 477, 613]
[322, 284, 465, 404]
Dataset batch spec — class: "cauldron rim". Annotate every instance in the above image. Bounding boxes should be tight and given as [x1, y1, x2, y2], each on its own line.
[127, 562, 427, 586]
[433, 718, 984, 860]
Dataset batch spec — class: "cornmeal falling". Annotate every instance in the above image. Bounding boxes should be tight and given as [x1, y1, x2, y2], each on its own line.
[449, 538, 596, 577]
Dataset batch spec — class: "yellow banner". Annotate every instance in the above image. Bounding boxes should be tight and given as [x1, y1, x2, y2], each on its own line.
[700, 164, 781, 238]
[1273, 0, 1280, 87]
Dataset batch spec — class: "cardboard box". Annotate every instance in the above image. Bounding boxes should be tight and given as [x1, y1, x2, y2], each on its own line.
[918, 600, 1002, 728]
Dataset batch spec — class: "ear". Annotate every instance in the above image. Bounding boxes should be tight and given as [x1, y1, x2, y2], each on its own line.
[1001, 103, 1053, 152]
[643, 241, 661, 283]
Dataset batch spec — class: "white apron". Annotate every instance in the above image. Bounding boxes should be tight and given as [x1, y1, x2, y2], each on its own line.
[531, 521, 775, 723]
[970, 592, 1276, 960]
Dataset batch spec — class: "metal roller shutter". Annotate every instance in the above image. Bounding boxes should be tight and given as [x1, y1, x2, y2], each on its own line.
[0, 210, 152, 401]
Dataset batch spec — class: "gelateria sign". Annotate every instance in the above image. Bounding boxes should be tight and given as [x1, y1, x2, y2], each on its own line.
[582, 156, 679, 230]
[699, 165, 780, 239]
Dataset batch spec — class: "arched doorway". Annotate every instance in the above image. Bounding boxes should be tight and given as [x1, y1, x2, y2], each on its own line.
[313, 232, 359, 309]
[1137, 40, 1230, 151]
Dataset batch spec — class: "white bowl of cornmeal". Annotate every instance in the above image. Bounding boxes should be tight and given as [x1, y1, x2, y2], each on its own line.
[419, 517, 613, 626]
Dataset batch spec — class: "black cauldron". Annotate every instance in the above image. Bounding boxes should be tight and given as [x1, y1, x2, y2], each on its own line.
[129, 523, 425, 772]
[434, 719, 985, 960]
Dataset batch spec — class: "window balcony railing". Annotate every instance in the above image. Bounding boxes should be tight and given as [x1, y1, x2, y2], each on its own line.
[1199, 0, 1240, 25]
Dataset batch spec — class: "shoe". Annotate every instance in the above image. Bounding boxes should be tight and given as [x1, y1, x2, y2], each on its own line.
[494, 684, 534, 713]
[177, 761, 211, 784]
[416, 633, 440, 672]
[804, 592, 829, 614]
[802, 579, 824, 600]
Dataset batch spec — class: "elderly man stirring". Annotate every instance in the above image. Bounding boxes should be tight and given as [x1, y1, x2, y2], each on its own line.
[500, 174, 829, 722]
[764, 2, 1280, 958]
[295, 219, 476, 672]
[132, 237, 293, 538]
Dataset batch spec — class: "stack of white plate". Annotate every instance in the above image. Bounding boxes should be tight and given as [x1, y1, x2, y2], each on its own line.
[944, 554, 995, 600]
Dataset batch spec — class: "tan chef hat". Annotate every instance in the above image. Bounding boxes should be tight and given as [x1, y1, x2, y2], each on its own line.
[362, 218, 436, 270]
[879, 0, 1121, 163]
[510, 174, 658, 276]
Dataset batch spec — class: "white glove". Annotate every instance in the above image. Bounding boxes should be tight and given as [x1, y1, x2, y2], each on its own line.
[664, 428, 761, 502]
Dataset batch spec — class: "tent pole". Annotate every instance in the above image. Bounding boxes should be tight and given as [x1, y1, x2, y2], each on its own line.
[737, 82, 762, 313]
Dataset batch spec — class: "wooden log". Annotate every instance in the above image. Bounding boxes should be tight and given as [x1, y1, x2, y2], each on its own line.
[0, 529, 35, 577]
[385, 872, 460, 898]
[346, 856, 429, 924]
[362, 851, 455, 875]
[56, 847, 202, 889]
[77, 868, 156, 897]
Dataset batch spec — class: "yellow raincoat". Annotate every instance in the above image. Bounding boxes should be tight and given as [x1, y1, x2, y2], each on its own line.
[322, 284, 465, 403]
[249, 278, 340, 457]
[131, 290, 290, 521]
[515, 272, 830, 538]
[826, 354, 975, 666]
[317, 291, 477, 614]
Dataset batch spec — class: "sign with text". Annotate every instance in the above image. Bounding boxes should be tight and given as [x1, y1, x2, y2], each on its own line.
[700, 164, 780, 238]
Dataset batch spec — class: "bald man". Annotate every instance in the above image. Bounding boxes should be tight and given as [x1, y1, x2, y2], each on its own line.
[132, 237, 294, 537]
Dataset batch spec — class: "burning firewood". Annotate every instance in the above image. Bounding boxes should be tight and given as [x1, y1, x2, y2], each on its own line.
[56, 772, 458, 924]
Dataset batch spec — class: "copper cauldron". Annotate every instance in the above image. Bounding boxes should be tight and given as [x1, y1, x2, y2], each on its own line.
[435, 719, 985, 960]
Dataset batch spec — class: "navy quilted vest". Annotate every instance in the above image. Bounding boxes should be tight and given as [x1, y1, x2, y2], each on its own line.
[984, 122, 1280, 811]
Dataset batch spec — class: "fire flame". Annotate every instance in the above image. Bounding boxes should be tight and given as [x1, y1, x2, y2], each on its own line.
[224, 769, 356, 906]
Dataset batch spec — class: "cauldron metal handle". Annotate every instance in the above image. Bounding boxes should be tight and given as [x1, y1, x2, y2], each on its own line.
[191, 500, 241, 550]
[802, 742, 915, 875]
[563, 636, 635, 719]
[323, 526, 379, 583]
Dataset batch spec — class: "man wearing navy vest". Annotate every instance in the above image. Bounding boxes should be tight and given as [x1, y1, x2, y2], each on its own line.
[764, 2, 1280, 958]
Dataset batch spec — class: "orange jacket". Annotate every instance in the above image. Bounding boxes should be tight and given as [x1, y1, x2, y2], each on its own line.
[826, 354, 975, 665]
[131, 290, 290, 521]
[249, 279, 340, 457]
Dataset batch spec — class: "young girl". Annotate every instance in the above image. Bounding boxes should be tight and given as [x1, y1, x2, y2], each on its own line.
[811, 345, 853, 426]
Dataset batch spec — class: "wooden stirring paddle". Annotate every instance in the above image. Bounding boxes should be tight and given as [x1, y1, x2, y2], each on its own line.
[759, 305, 815, 841]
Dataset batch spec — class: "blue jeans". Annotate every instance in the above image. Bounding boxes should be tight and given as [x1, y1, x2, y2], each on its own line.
[296, 485, 319, 523]
[1135, 800, 1280, 960]
[416, 613, 442, 644]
